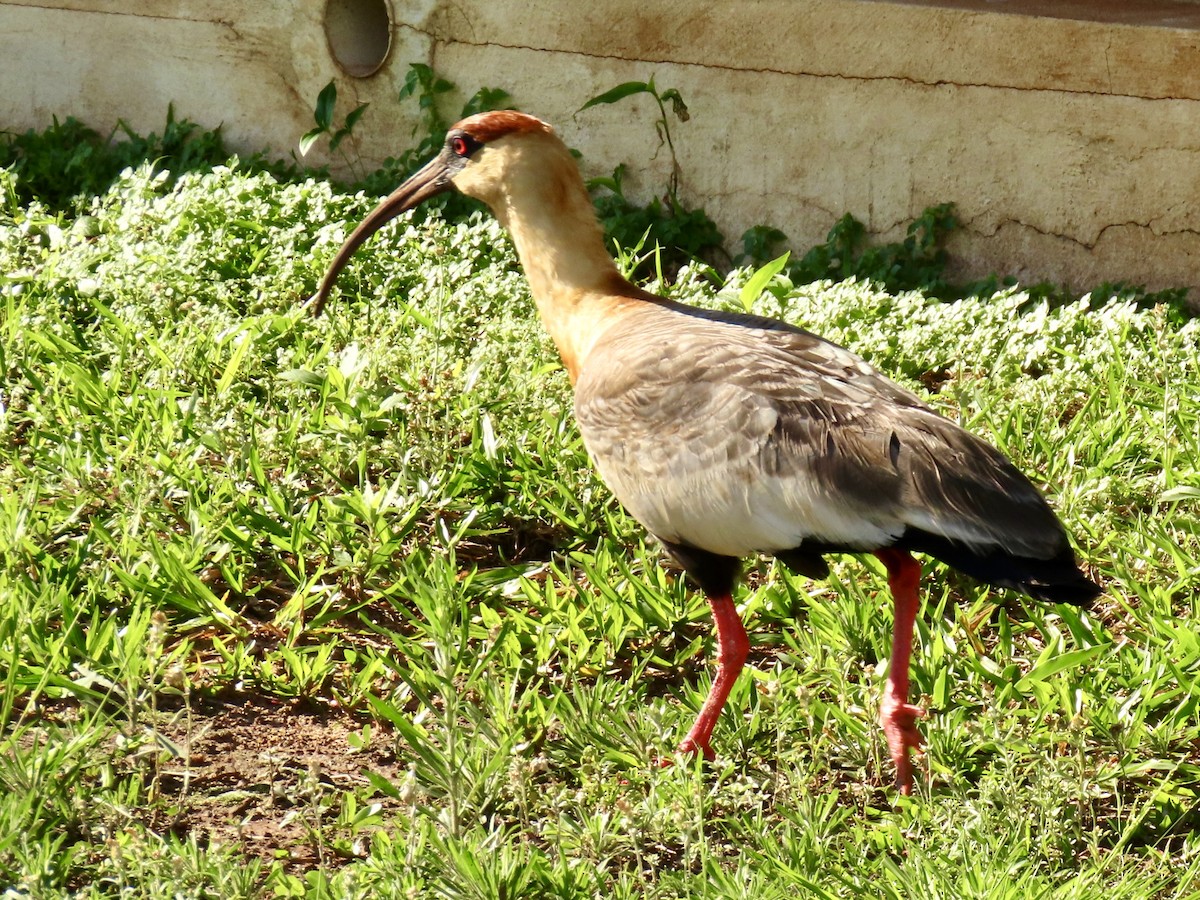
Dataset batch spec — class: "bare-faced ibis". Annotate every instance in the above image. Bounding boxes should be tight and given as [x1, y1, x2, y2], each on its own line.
[310, 111, 1101, 794]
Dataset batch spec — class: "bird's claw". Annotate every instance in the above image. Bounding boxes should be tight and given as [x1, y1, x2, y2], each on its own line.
[658, 737, 717, 768]
[676, 736, 717, 762]
[881, 695, 926, 795]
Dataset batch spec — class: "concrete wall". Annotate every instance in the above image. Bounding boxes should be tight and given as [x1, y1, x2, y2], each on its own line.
[2, 0, 1199, 296]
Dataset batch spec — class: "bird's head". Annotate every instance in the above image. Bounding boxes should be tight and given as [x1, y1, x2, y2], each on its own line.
[309, 110, 561, 315]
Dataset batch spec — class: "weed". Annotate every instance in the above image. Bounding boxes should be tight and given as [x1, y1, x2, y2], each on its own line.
[0, 105, 294, 210]
[763, 203, 1192, 312]
[580, 78, 690, 198]
[299, 81, 371, 177]
[580, 78, 725, 276]
[785, 202, 958, 296]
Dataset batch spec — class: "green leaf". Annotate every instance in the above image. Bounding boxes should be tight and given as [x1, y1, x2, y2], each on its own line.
[1014, 645, 1106, 692]
[364, 770, 403, 799]
[398, 65, 423, 100]
[215, 331, 252, 396]
[279, 368, 325, 386]
[738, 252, 791, 312]
[463, 87, 513, 118]
[298, 127, 324, 157]
[578, 81, 653, 112]
[330, 103, 369, 153]
[313, 80, 337, 131]
[343, 102, 370, 132]
[1161, 485, 1200, 502]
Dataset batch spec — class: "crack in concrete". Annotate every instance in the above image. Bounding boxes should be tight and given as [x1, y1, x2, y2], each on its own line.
[427, 33, 1198, 104]
[7, 4, 268, 47]
[964, 215, 1200, 250]
[13, 10, 1196, 103]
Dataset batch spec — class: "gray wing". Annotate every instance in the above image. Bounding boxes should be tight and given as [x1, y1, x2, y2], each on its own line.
[574, 303, 1067, 561]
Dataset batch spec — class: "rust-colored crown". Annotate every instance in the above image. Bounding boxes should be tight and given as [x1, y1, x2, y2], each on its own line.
[451, 110, 554, 143]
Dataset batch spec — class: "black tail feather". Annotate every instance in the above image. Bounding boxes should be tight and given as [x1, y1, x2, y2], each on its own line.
[774, 531, 1102, 607]
[898, 529, 1101, 607]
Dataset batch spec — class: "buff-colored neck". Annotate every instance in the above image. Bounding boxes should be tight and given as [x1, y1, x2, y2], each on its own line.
[453, 133, 649, 382]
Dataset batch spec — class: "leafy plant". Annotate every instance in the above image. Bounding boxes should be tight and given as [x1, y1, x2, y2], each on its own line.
[737, 252, 791, 313]
[580, 78, 725, 276]
[785, 202, 959, 296]
[0, 105, 284, 210]
[739, 224, 789, 268]
[395, 63, 457, 164]
[759, 204, 1193, 313]
[580, 77, 689, 198]
[299, 81, 371, 175]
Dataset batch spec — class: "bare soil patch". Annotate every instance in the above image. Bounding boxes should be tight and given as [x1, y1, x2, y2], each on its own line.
[155, 694, 404, 868]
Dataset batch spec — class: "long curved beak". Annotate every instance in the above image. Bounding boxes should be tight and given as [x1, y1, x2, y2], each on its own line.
[309, 150, 456, 315]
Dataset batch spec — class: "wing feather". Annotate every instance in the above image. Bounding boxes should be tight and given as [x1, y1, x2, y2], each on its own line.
[575, 302, 1070, 562]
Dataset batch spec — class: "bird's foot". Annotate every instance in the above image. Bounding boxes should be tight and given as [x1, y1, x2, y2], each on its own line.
[657, 744, 710, 772]
[677, 736, 717, 761]
[666, 736, 716, 766]
[880, 693, 926, 795]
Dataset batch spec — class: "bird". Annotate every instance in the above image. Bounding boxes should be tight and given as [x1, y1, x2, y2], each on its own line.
[309, 110, 1101, 794]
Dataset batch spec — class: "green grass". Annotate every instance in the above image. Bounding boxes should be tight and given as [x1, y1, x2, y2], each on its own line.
[2, 156, 1199, 898]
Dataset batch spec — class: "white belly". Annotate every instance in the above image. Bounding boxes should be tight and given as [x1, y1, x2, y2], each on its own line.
[592, 455, 899, 558]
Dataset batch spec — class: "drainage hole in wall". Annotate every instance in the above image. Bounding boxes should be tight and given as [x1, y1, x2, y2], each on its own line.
[324, 0, 392, 77]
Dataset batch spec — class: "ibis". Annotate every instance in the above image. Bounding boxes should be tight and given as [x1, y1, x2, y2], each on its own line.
[310, 110, 1101, 794]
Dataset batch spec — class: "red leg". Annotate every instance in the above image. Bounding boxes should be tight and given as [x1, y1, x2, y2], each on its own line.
[874, 548, 926, 795]
[677, 592, 749, 760]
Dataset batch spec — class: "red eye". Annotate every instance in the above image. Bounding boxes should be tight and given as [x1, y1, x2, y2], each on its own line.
[451, 136, 469, 156]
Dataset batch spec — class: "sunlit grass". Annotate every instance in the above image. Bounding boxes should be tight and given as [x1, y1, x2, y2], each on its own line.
[2, 159, 1199, 897]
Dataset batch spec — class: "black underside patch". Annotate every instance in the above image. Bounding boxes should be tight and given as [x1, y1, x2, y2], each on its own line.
[659, 527, 1099, 607]
[774, 528, 1099, 606]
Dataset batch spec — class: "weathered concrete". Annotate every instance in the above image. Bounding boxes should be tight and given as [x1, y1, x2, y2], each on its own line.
[2, 0, 1198, 295]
